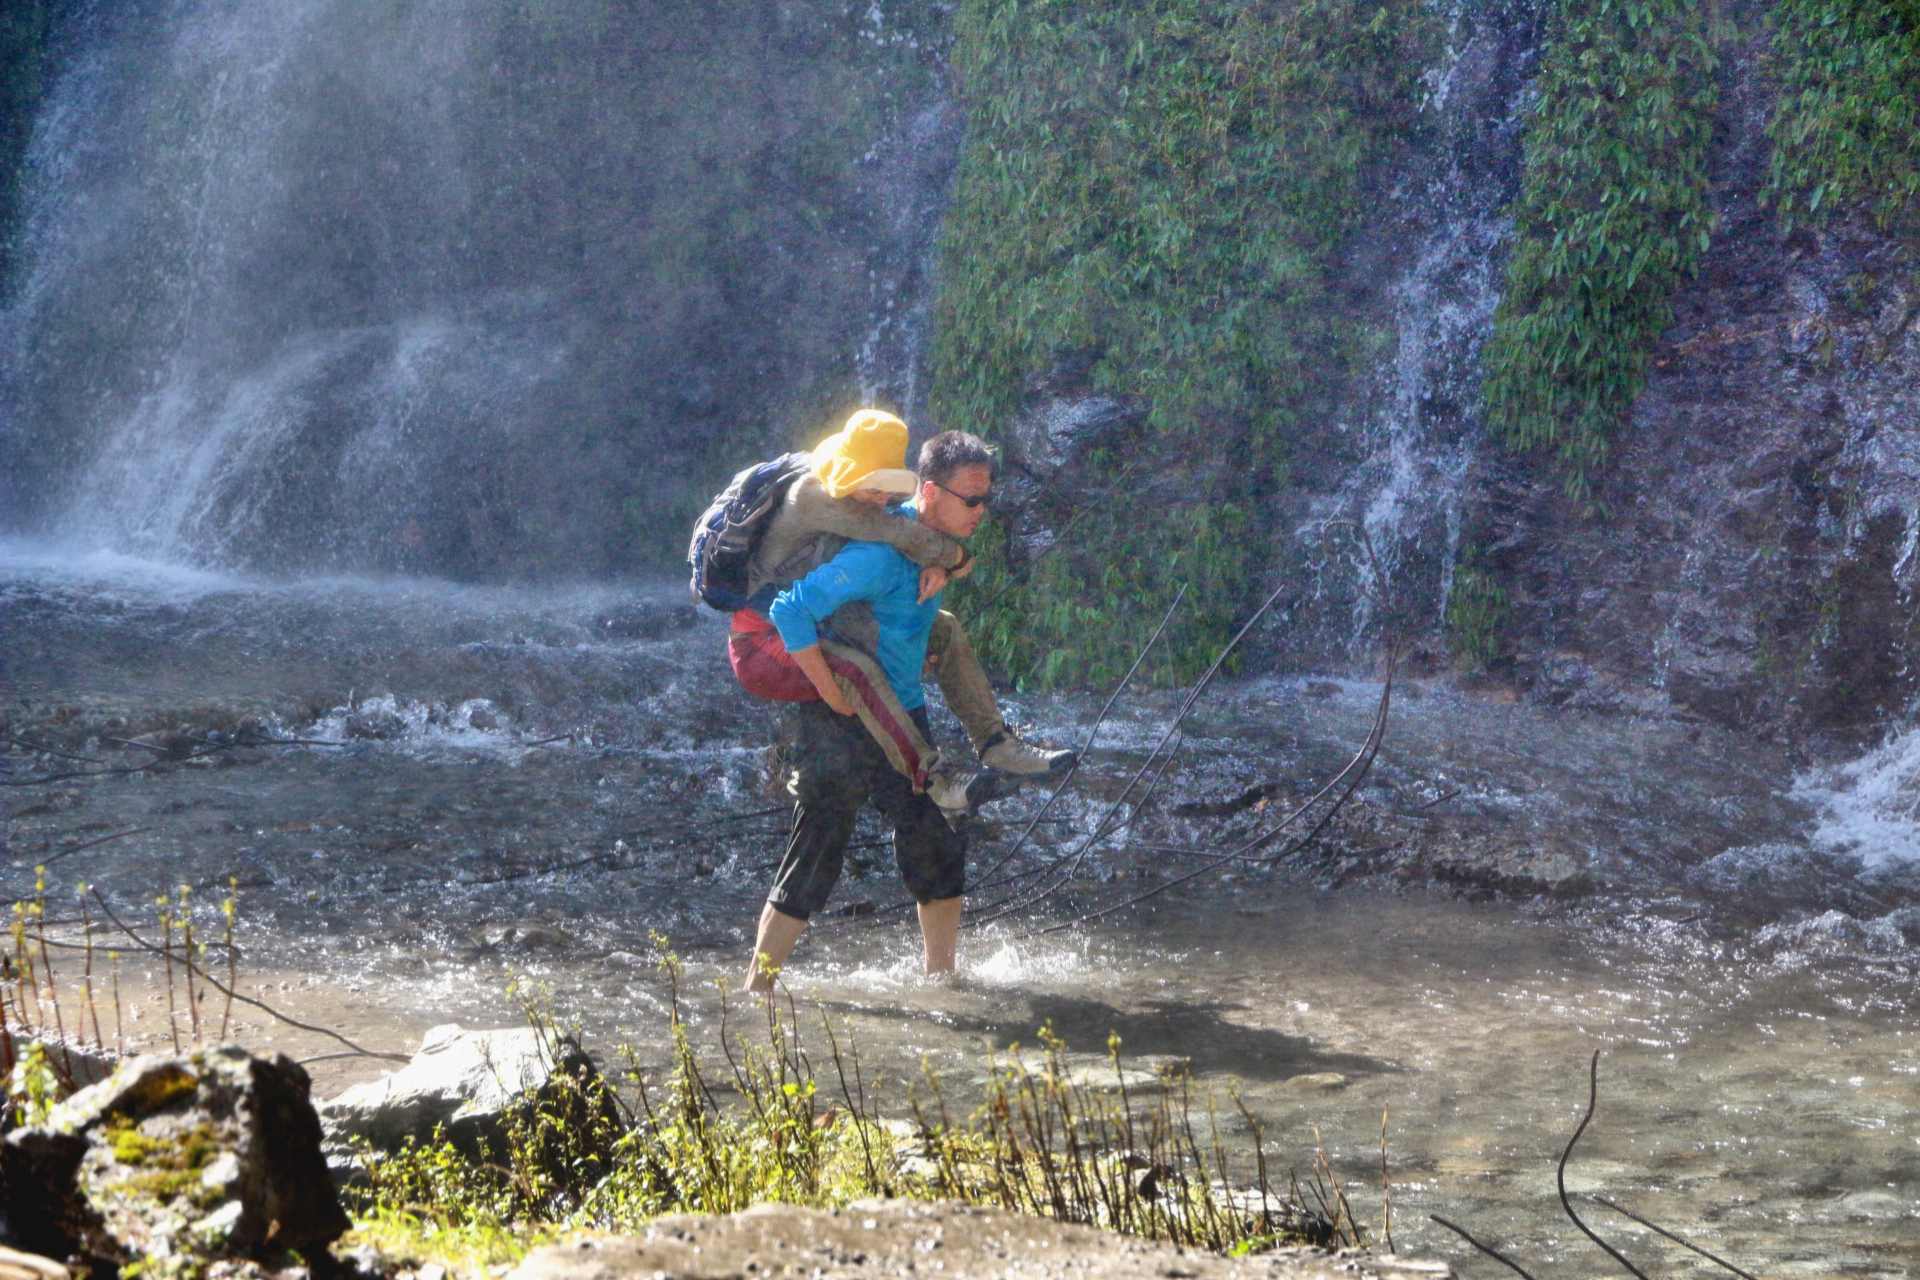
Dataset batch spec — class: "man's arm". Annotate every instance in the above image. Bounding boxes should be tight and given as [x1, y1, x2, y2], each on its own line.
[788, 478, 965, 570]
[788, 643, 853, 715]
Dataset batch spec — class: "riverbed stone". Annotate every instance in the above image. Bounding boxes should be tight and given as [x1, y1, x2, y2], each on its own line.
[4, 1045, 347, 1269]
[506, 1200, 1453, 1280]
[318, 1023, 596, 1157]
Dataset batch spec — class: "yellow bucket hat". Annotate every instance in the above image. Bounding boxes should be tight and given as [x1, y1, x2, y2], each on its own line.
[811, 410, 920, 499]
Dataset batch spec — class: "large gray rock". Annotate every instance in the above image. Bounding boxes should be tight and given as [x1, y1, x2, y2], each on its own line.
[508, 1199, 1454, 1280]
[319, 1023, 595, 1157]
[5, 1046, 347, 1267]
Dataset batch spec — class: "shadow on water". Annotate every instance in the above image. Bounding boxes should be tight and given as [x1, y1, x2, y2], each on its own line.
[836, 993, 1396, 1083]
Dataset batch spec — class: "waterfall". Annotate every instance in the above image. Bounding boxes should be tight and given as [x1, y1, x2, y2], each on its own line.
[1302, 0, 1541, 654]
[0, 0, 949, 579]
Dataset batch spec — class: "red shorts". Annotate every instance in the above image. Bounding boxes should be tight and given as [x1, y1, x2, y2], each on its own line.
[729, 610, 821, 702]
[727, 609, 932, 789]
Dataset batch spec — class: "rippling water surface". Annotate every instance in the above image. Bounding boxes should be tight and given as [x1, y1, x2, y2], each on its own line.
[3, 544, 1917, 1275]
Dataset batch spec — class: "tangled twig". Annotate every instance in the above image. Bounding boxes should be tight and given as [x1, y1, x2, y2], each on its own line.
[1025, 657, 1393, 936]
[36, 827, 151, 870]
[1428, 1215, 1538, 1280]
[963, 585, 1189, 896]
[966, 579, 1295, 927]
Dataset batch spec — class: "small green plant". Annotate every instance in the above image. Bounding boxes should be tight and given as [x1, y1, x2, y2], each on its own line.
[912, 1026, 1349, 1250]
[347, 947, 905, 1265]
[1479, 0, 1721, 500]
[1445, 558, 1511, 671]
[1767, 0, 1920, 229]
[8, 1041, 60, 1127]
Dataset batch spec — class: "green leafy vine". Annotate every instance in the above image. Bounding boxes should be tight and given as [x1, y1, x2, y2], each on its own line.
[1479, 0, 1721, 500]
[1766, 0, 1920, 228]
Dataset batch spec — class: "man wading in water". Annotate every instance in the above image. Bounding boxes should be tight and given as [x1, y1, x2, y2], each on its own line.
[724, 410, 1071, 817]
[745, 432, 999, 991]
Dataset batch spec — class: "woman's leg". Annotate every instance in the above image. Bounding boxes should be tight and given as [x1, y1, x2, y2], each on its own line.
[927, 610, 1005, 750]
[927, 611, 1074, 776]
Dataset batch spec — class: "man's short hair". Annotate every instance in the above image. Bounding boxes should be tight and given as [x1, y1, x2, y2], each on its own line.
[918, 431, 999, 486]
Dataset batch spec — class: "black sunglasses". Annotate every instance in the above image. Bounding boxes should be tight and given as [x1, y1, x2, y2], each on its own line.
[933, 481, 992, 509]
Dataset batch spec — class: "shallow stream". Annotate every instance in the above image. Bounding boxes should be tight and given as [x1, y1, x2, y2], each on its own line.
[3, 543, 1918, 1275]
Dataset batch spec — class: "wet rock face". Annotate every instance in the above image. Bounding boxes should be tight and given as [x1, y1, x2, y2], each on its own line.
[594, 601, 700, 641]
[1464, 27, 1920, 745]
[4, 1047, 347, 1268]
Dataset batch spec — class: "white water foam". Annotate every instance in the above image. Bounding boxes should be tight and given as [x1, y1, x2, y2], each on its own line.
[1792, 730, 1920, 870]
[0, 536, 244, 597]
[1293, 0, 1513, 653]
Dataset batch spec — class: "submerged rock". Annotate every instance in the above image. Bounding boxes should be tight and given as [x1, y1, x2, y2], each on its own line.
[3, 1046, 347, 1269]
[507, 1199, 1453, 1280]
[318, 1023, 597, 1159]
[595, 600, 699, 641]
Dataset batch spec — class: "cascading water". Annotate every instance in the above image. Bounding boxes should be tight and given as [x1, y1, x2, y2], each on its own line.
[0, 0, 949, 578]
[1300, 0, 1540, 652]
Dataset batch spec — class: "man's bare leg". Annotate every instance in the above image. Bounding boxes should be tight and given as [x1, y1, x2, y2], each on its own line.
[746, 902, 809, 993]
[918, 896, 962, 976]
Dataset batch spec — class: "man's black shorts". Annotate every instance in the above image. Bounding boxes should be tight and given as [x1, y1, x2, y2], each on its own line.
[767, 701, 966, 921]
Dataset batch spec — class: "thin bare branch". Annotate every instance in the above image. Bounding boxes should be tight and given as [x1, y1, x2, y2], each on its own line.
[88, 889, 409, 1061]
[1593, 1196, 1760, 1280]
[1559, 1051, 1651, 1280]
[1428, 1215, 1540, 1280]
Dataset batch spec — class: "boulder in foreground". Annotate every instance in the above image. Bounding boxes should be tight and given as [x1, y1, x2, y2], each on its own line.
[509, 1199, 1453, 1280]
[319, 1024, 597, 1160]
[5, 1046, 347, 1270]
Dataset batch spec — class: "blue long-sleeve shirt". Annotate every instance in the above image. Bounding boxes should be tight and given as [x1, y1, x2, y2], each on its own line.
[768, 527, 941, 711]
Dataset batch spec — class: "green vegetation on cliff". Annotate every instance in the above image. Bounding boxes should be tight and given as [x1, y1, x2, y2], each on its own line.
[1443, 549, 1511, 670]
[1479, 0, 1721, 501]
[932, 0, 1436, 686]
[1766, 0, 1920, 227]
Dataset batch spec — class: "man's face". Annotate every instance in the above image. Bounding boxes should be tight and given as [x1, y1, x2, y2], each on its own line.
[917, 464, 992, 539]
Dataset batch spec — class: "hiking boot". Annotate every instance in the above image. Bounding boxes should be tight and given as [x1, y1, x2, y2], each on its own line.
[980, 729, 1076, 778]
[926, 757, 1014, 829]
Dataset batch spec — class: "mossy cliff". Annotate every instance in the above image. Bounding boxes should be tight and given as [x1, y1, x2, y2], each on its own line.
[930, 0, 1440, 685]
[1478, 0, 1721, 502]
[1461, 0, 1920, 740]
[6, 0, 1920, 735]
[926, 0, 1920, 740]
